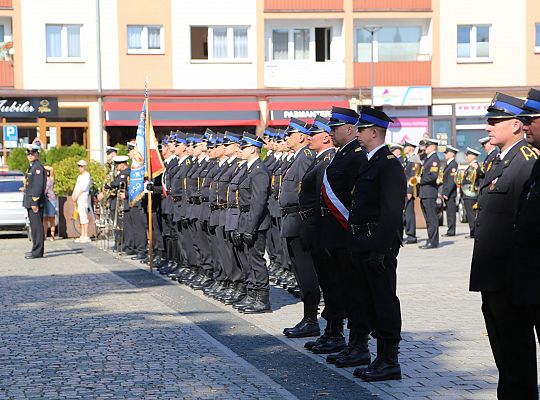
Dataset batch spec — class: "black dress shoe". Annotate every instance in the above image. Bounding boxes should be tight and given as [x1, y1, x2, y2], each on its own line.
[334, 346, 371, 368]
[418, 243, 437, 249]
[25, 254, 43, 259]
[312, 336, 346, 355]
[284, 319, 320, 339]
[325, 345, 351, 362]
[403, 238, 417, 244]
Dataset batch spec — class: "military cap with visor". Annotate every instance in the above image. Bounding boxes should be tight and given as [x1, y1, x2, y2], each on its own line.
[485, 92, 525, 119]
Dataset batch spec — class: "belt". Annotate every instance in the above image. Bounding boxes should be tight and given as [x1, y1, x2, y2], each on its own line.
[280, 205, 301, 216]
[239, 205, 250, 212]
[227, 203, 238, 209]
[190, 196, 202, 205]
[350, 222, 378, 237]
[299, 208, 316, 221]
[210, 204, 220, 211]
[218, 203, 227, 210]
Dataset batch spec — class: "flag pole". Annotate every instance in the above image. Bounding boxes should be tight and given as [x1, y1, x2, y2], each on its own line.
[145, 80, 153, 273]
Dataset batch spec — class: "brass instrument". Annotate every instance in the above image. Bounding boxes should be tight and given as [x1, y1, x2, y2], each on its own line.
[436, 166, 444, 186]
[407, 163, 421, 198]
[113, 181, 126, 257]
[461, 165, 479, 198]
[96, 163, 116, 250]
[454, 169, 465, 186]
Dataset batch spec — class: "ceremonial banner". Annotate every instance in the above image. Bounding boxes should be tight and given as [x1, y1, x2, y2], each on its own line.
[128, 103, 147, 206]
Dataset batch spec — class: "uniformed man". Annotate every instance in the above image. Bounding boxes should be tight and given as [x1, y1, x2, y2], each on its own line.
[418, 138, 440, 249]
[23, 144, 46, 259]
[389, 143, 404, 160]
[234, 132, 271, 314]
[513, 89, 540, 393]
[279, 118, 318, 338]
[348, 106, 406, 382]
[318, 106, 368, 367]
[478, 136, 499, 187]
[469, 92, 537, 399]
[441, 145, 459, 237]
[402, 140, 420, 244]
[105, 155, 130, 253]
[461, 148, 481, 238]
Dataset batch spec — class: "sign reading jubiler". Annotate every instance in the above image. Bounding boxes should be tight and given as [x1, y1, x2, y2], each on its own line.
[0, 97, 58, 118]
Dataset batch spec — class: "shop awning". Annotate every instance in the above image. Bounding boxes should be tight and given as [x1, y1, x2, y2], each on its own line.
[267, 96, 350, 126]
[103, 96, 261, 127]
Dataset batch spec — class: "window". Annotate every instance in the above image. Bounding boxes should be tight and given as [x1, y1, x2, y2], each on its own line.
[315, 27, 331, 62]
[534, 23, 540, 53]
[293, 29, 309, 60]
[270, 28, 325, 62]
[190, 26, 249, 61]
[355, 26, 423, 62]
[457, 24, 491, 61]
[272, 29, 288, 60]
[127, 25, 163, 54]
[46, 24, 82, 60]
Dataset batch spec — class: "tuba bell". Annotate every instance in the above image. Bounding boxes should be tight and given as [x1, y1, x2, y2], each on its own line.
[461, 166, 478, 198]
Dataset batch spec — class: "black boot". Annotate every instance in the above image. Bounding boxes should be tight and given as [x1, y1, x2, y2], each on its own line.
[232, 288, 253, 309]
[241, 288, 272, 314]
[305, 320, 332, 350]
[225, 283, 247, 305]
[192, 270, 214, 290]
[284, 305, 320, 338]
[354, 339, 383, 377]
[312, 320, 346, 355]
[360, 340, 401, 382]
[335, 332, 371, 368]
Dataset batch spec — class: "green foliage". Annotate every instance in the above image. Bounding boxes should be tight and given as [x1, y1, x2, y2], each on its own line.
[113, 143, 128, 156]
[52, 156, 106, 197]
[43, 144, 87, 166]
[7, 148, 29, 172]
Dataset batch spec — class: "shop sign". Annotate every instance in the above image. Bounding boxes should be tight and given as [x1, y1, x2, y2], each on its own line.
[3, 125, 18, 148]
[0, 97, 58, 118]
[270, 109, 332, 121]
[455, 103, 489, 117]
[373, 86, 432, 107]
[386, 118, 429, 144]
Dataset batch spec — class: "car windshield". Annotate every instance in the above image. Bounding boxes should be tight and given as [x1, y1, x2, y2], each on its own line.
[0, 180, 24, 193]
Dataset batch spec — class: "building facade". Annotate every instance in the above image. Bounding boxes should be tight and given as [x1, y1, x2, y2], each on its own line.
[0, 0, 539, 163]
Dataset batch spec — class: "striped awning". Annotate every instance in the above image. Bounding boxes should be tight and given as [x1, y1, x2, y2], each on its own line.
[267, 96, 350, 126]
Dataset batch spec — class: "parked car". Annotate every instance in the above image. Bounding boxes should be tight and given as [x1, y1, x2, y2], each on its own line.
[0, 171, 28, 232]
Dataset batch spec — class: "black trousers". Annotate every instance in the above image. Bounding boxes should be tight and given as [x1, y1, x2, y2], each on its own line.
[186, 219, 201, 267]
[194, 220, 212, 273]
[463, 198, 477, 237]
[216, 226, 236, 281]
[350, 248, 402, 341]
[420, 197, 439, 247]
[286, 236, 321, 316]
[151, 211, 164, 254]
[28, 208, 44, 257]
[229, 229, 248, 282]
[245, 230, 269, 290]
[312, 248, 346, 323]
[445, 195, 457, 235]
[208, 225, 224, 280]
[177, 220, 198, 267]
[481, 291, 537, 400]
[403, 197, 416, 239]
[131, 204, 147, 253]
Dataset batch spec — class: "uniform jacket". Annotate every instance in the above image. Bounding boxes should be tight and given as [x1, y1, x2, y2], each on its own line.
[200, 159, 219, 222]
[512, 156, 540, 304]
[469, 140, 537, 292]
[170, 156, 192, 222]
[419, 152, 440, 199]
[319, 140, 367, 249]
[460, 162, 480, 200]
[186, 157, 209, 220]
[238, 158, 271, 234]
[269, 155, 292, 218]
[208, 158, 230, 227]
[225, 162, 248, 232]
[161, 156, 179, 215]
[279, 146, 314, 237]
[478, 148, 499, 188]
[216, 158, 239, 227]
[348, 146, 406, 254]
[404, 155, 421, 197]
[23, 159, 46, 209]
[441, 159, 458, 199]
[109, 167, 130, 212]
[298, 148, 335, 250]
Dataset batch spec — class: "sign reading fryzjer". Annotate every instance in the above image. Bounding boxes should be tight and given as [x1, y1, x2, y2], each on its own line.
[0, 97, 58, 118]
[373, 86, 432, 107]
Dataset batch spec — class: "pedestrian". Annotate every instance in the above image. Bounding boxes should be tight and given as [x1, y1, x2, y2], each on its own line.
[441, 146, 459, 237]
[349, 106, 406, 381]
[418, 138, 440, 249]
[43, 166, 57, 241]
[23, 144, 46, 259]
[469, 92, 537, 399]
[72, 159, 91, 243]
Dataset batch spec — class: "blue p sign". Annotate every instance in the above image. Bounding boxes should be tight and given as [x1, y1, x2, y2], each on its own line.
[3, 125, 18, 148]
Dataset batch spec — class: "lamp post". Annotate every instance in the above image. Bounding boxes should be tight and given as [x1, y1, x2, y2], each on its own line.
[362, 25, 382, 107]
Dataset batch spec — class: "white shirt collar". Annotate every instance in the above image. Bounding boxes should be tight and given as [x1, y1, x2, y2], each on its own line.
[447, 157, 455, 164]
[367, 143, 387, 161]
[218, 157, 228, 167]
[227, 154, 237, 164]
[340, 138, 357, 152]
[316, 147, 333, 159]
[247, 157, 259, 169]
[287, 153, 294, 161]
[498, 140, 521, 160]
[178, 155, 189, 164]
[164, 154, 176, 164]
[426, 151, 436, 158]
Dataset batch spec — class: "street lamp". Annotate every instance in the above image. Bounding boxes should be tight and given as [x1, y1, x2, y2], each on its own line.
[362, 25, 382, 107]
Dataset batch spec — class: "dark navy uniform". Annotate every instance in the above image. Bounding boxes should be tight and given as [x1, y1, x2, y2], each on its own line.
[478, 147, 499, 188]
[23, 152, 46, 258]
[403, 154, 420, 243]
[460, 161, 480, 237]
[109, 165, 130, 252]
[419, 151, 440, 248]
[441, 157, 458, 236]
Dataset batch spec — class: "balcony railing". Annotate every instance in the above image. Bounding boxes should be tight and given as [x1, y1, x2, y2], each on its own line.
[354, 61, 431, 87]
[265, 0, 344, 12]
[0, 0, 13, 9]
[0, 60, 14, 87]
[353, 0, 431, 11]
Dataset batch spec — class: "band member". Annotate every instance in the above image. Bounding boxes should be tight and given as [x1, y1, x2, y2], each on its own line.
[402, 140, 420, 244]
[441, 146, 459, 237]
[418, 138, 440, 249]
[461, 148, 481, 238]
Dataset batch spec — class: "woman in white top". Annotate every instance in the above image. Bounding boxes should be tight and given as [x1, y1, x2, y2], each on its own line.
[72, 159, 91, 243]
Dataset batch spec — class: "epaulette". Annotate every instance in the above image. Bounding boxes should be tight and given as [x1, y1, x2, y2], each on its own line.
[186, 159, 191, 165]
[304, 149, 312, 157]
[520, 145, 538, 161]
[387, 155, 395, 159]
[354, 147, 362, 152]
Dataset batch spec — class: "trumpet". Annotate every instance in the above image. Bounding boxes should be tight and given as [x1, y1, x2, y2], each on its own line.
[407, 163, 421, 198]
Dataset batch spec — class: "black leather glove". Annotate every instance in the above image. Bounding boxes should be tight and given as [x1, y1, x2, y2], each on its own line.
[208, 225, 216, 235]
[243, 232, 255, 247]
[366, 252, 386, 274]
[181, 219, 189, 229]
[231, 230, 243, 247]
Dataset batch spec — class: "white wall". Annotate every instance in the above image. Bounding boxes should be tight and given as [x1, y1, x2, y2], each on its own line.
[21, 0, 99, 90]
[438, 0, 526, 87]
[264, 19, 345, 88]
[171, 0, 258, 89]
[99, 0, 119, 90]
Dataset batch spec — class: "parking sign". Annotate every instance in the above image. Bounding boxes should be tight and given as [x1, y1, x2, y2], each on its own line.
[3, 125, 18, 148]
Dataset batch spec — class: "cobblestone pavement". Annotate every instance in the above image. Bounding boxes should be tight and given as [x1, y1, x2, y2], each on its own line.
[1, 223, 539, 399]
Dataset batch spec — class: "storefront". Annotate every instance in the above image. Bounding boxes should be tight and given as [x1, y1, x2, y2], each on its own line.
[266, 96, 350, 127]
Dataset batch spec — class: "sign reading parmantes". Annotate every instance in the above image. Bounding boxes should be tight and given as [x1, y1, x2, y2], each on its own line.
[0, 97, 58, 118]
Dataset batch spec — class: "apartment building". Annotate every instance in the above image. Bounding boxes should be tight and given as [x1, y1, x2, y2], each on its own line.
[0, 0, 539, 162]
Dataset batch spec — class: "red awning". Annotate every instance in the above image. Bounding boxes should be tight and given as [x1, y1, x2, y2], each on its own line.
[103, 96, 261, 127]
[267, 96, 350, 126]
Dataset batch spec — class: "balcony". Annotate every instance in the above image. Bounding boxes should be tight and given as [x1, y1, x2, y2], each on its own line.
[354, 61, 431, 87]
[264, 0, 344, 12]
[0, 0, 12, 9]
[0, 60, 14, 87]
[353, 0, 431, 11]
